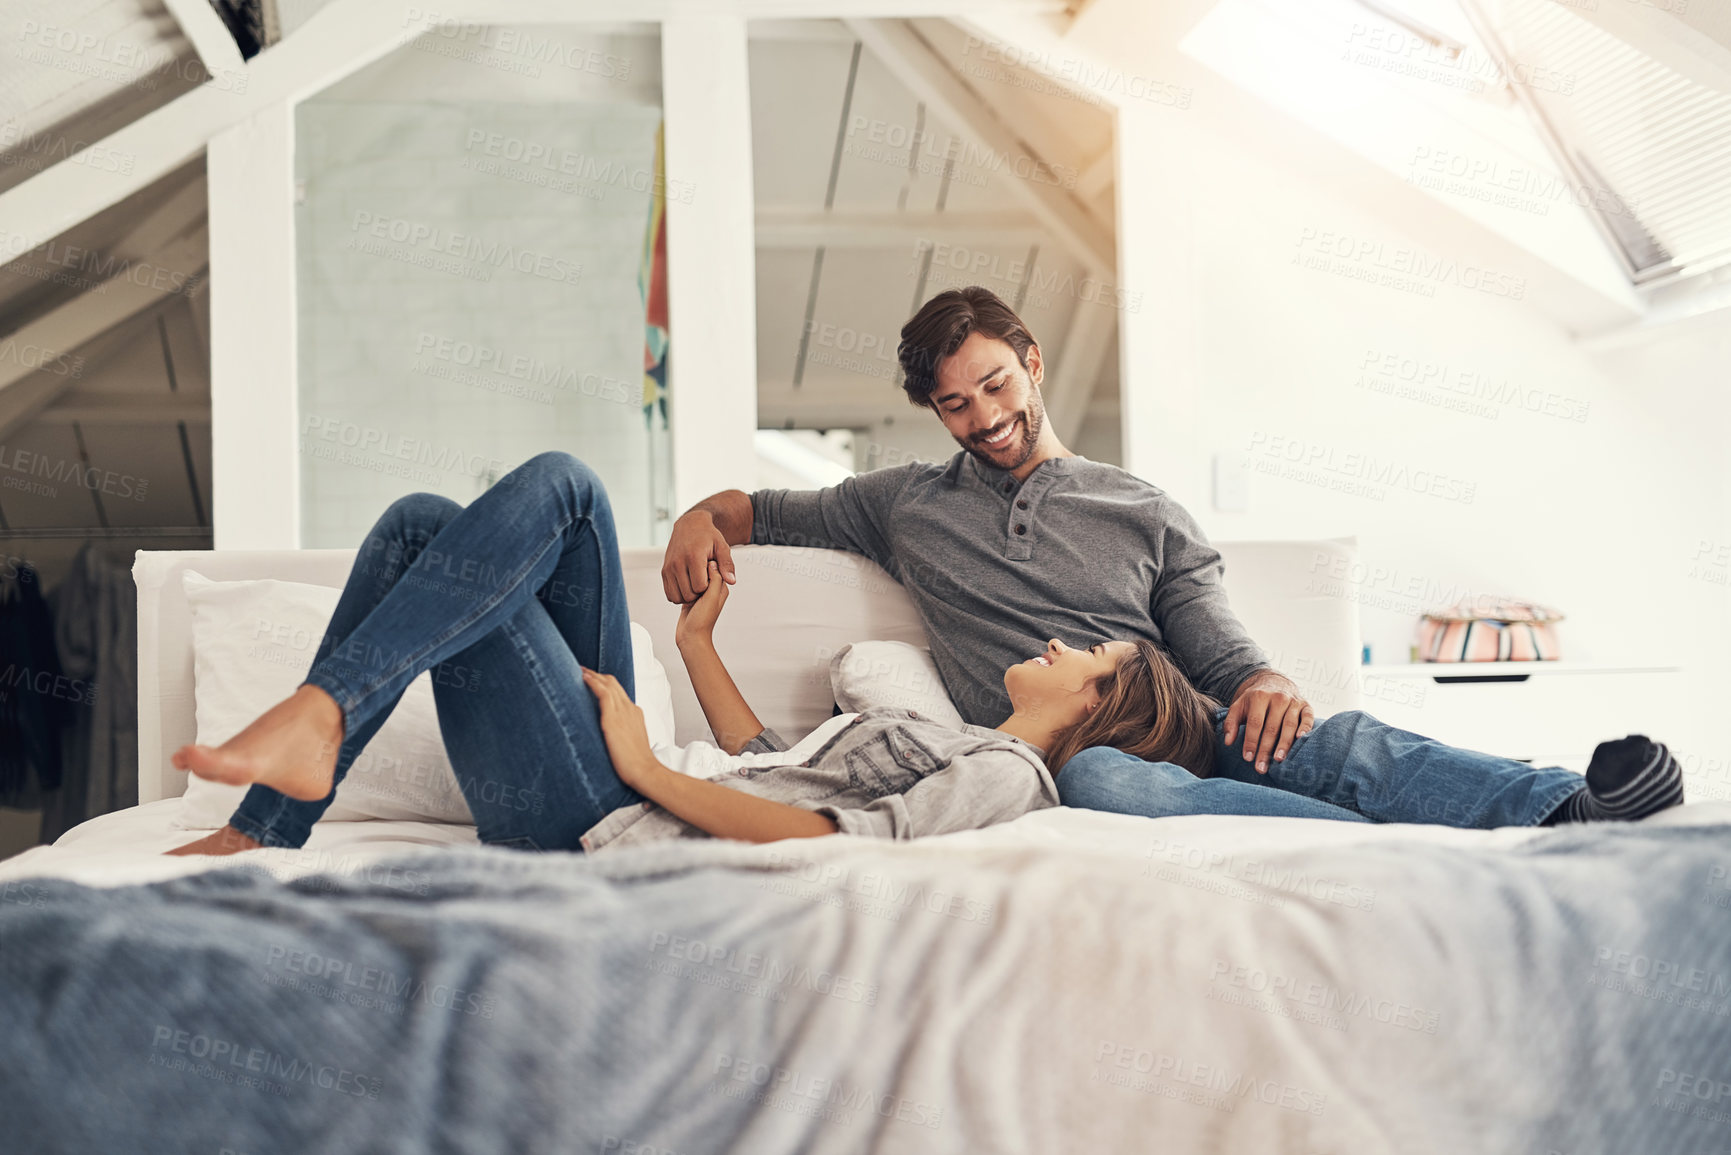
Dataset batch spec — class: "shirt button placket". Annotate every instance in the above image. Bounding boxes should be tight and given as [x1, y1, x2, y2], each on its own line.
[1007, 482, 1034, 560]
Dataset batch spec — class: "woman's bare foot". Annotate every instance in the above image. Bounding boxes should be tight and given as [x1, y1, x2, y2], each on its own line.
[172, 683, 346, 802]
[165, 824, 265, 856]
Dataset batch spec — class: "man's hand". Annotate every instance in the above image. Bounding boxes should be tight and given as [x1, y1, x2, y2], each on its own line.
[1223, 670, 1314, 774]
[581, 667, 662, 791]
[662, 510, 737, 604]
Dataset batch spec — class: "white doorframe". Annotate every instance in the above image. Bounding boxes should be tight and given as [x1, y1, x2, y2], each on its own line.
[209, 102, 299, 548]
[662, 9, 761, 514]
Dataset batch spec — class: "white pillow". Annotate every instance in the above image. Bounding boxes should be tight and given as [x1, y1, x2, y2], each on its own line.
[176, 570, 677, 829]
[828, 640, 966, 729]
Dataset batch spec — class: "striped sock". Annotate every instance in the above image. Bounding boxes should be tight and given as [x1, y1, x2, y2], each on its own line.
[1547, 735, 1684, 824]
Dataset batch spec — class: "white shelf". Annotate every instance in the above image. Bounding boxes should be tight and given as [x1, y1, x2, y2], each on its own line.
[1362, 662, 1681, 681]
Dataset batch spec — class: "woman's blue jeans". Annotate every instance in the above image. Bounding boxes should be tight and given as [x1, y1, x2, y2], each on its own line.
[227, 452, 643, 851]
[1058, 706, 1586, 827]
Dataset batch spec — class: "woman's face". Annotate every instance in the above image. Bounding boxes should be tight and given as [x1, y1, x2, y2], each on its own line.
[1002, 638, 1135, 724]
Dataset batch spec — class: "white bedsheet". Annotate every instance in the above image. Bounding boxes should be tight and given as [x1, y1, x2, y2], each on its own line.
[0, 800, 480, 888]
[9, 795, 1727, 892]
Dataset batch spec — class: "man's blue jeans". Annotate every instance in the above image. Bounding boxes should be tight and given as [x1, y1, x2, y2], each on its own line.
[228, 452, 643, 851]
[1058, 705, 1585, 827]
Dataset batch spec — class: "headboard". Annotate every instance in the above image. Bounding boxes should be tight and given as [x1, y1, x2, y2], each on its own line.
[133, 539, 1360, 804]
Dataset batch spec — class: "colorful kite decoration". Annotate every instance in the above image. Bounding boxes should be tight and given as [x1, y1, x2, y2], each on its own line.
[640, 120, 669, 429]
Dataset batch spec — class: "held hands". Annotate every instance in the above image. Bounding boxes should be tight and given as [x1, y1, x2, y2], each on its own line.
[1223, 670, 1315, 774]
[674, 559, 729, 648]
[662, 511, 736, 605]
[579, 667, 661, 791]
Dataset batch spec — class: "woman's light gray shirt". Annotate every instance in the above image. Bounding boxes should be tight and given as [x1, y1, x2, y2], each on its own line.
[579, 708, 1055, 854]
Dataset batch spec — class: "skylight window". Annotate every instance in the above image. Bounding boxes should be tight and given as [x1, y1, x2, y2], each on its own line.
[1462, 0, 1731, 285]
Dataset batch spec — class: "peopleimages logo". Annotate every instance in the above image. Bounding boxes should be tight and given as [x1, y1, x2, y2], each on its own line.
[1207, 959, 1441, 1033]
[263, 945, 497, 1018]
[401, 10, 633, 82]
[1294, 227, 1526, 301]
[712, 1053, 945, 1130]
[760, 848, 996, 925]
[461, 130, 693, 202]
[411, 332, 635, 405]
[148, 1026, 381, 1099]
[346, 211, 582, 284]
[1142, 835, 1377, 910]
[1244, 431, 1477, 506]
[912, 241, 1143, 312]
[0, 337, 85, 379]
[1092, 1041, 1327, 1116]
[1355, 347, 1590, 423]
[0, 124, 134, 175]
[0, 444, 146, 502]
[646, 932, 879, 1006]
[1591, 947, 1731, 1000]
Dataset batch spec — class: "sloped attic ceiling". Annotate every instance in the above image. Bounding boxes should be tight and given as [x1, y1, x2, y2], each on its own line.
[0, 0, 207, 197]
[0, 158, 211, 538]
[750, 18, 1123, 462]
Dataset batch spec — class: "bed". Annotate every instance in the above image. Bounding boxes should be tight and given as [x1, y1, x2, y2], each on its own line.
[2, 541, 1727, 1154]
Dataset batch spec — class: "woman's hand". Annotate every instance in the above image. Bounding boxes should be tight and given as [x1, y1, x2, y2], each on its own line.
[580, 667, 662, 791]
[674, 558, 729, 648]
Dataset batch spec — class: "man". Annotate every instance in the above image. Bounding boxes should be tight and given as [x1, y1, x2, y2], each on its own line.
[661, 286, 1314, 775]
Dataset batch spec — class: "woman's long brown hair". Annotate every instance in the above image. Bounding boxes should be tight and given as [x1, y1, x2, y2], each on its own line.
[1042, 639, 1221, 777]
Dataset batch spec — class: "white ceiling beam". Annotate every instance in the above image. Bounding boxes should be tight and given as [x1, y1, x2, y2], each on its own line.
[106, 171, 209, 260]
[0, 227, 208, 400]
[160, 0, 247, 77]
[845, 17, 1116, 273]
[0, 1, 387, 264]
[757, 207, 1044, 248]
[0, 0, 1064, 278]
[749, 19, 855, 41]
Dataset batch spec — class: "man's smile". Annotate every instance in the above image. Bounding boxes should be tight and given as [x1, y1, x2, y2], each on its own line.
[978, 417, 1020, 450]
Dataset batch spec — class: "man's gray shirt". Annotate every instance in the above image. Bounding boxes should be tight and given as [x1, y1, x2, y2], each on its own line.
[750, 451, 1271, 726]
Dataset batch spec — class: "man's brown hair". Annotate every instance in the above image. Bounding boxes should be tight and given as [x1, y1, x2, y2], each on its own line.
[897, 286, 1037, 410]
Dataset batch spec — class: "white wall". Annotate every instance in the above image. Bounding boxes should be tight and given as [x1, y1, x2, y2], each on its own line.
[1585, 322, 1731, 799]
[1114, 105, 1731, 781]
[293, 29, 668, 549]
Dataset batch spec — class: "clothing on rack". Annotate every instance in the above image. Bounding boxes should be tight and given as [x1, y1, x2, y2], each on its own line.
[0, 559, 68, 807]
[39, 542, 137, 842]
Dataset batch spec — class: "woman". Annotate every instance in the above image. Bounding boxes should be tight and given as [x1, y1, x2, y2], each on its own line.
[168, 452, 1217, 857]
